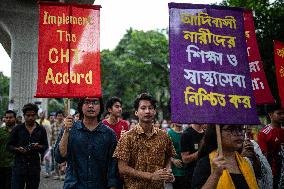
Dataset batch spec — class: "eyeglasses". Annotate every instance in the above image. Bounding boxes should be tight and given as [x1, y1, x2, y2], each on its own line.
[83, 99, 100, 106]
[222, 127, 245, 136]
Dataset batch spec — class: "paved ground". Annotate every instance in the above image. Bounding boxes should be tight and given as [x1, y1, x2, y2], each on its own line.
[39, 171, 64, 189]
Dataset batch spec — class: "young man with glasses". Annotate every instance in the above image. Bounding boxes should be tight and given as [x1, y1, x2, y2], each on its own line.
[7, 103, 48, 189]
[54, 97, 118, 189]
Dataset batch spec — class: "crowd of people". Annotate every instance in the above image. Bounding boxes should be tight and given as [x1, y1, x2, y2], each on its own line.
[0, 93, 283, 189]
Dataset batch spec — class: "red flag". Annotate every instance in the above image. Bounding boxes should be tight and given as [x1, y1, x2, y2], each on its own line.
[244, 10, 274, 104]
[274, 40, 284, 108]
[36, 2, 101, 98]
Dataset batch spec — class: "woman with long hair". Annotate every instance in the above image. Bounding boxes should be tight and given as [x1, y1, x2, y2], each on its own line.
[191, 124, 259, 189]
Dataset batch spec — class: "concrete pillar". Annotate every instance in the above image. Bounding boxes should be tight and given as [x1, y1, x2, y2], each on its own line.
[0, 0, 47, 115]
[0, 0, 94, 115]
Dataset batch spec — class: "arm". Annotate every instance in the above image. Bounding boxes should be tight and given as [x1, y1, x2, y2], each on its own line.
[113, 134, 151, 180]
[114, 133, 172, 182]
[181, 151, 198, 163]
[34, 127, 49, 155]
[180, 131, 197, 163]
[58, 116, 73, 158]
[6, 126, 24, 154]
[58, 129, 70, 158]
[118, 160, 172, 181]
[118, 160, 152, 180]
[54, 129, 67, 163]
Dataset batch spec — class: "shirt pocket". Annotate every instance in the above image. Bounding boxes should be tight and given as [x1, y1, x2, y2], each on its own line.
[149, 146, 166, 166]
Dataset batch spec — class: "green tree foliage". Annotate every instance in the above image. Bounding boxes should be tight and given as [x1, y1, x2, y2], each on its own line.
[220, 0, 284, 101]
[101, 29, 170, 119]
[48, 98, 64, 115]
[0, 72, 10, 116]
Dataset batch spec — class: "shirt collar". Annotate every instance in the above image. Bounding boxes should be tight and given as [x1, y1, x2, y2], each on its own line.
[75, 121, 106, 133]
[135, 123, 158, 136]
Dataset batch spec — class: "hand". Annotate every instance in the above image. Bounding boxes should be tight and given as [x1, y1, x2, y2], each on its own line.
[172, 158, 183, 168]
[241, 139, 255, 159]
[64, 116, 74, 131]
[120, 129, 126, 138]
[15, 147, 27, 153]
[211, 153, 227, 177]
[164, 168, 175, 183]
[151, 168, 173, 181]
[33, 143, 43, 150]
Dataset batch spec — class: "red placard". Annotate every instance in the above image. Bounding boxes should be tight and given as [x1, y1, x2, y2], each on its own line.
[244, 10, 274, 104]
[36, 2, 101, 98]
[274, 40, 284, 108]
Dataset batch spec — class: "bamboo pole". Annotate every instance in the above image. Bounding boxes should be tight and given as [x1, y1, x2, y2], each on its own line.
[216, 124, 223, 156]
[64, 98, 71, 116]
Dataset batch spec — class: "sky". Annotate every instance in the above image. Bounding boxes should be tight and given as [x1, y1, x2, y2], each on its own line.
[0, 0, 221, 77]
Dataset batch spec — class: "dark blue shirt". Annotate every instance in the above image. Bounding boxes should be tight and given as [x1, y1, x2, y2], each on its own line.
[54, 121, 119, 189]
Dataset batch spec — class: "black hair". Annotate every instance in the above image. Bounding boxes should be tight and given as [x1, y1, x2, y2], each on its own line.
[105, 96, 122, 112]
[49, 112, 56, 117]
[56, 110, 64, 117]
[77, 97, 104, 121]
[198, 124, 218, 158]
[5, 110, 17, 118]
[198, 124, 244, 158]
[266, 103, 283, 113]
[22, 103, 39, 115]
[133, 93, 157, 111]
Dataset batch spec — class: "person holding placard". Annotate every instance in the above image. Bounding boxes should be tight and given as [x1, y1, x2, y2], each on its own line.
[192, 124, 259, 189]
[55, 97, 118, 189]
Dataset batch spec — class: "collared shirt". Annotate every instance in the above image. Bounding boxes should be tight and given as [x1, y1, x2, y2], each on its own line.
[6, 123, 48, 173]
[258, 124, 284, 176]
[102, 119, 129, 141]
[113, 124, 176, 189]
[0, 126, 14, 167]
[54, 121, 118, 189]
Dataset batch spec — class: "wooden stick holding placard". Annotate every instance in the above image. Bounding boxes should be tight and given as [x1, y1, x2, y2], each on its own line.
[216, 124, 223, 156]
[64, 98, 71, 116]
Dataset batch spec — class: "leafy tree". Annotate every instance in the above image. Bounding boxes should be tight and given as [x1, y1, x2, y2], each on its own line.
[48, 98, 64, 115]
[220, 0, 284, 102]
[101, 29, 170, 119]
[0, 72, 10, 116]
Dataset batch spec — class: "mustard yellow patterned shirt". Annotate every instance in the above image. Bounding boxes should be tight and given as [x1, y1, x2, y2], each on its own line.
[113, 124, 176, 189]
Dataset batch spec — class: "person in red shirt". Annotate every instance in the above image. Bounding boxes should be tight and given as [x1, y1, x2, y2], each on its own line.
[102, 96, 129, 141]
[258, 104, 284, 189]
